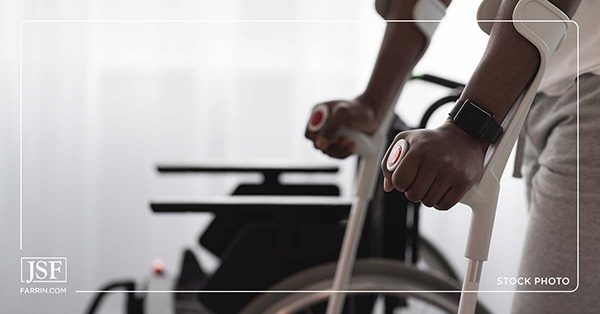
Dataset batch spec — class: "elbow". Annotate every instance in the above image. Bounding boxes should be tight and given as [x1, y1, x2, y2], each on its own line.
[374, 0, 418, 20]
[375, 0, 451, 20]
[374, 0, 389, 19]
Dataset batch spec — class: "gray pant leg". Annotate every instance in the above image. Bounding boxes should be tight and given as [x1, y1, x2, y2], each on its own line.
[512, 73, 600, 313]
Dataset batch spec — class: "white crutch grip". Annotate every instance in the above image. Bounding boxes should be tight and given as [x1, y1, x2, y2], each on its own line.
[307, 104, 329, 132]
[385, 139, 408, 172]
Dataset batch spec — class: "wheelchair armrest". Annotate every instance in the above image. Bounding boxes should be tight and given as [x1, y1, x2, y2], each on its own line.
[156, 162, 338, 175]
[156, 163, 341, 196]
[150, 196, 351, 215]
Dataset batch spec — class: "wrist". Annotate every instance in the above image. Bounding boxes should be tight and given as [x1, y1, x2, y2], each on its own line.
[442, 119, 491, 154]
[355, 92, 386, 123]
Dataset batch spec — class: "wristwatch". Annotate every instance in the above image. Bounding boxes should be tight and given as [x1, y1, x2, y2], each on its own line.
[448, 99, 503, 143]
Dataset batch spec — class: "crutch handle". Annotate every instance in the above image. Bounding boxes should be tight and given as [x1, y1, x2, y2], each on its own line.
[307, 104, 329, 132]
[385, 139, 408, 172]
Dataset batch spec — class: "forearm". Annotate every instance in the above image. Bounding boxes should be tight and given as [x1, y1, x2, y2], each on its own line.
[361, 0, 452, 121]
[459, 0, 581, 127]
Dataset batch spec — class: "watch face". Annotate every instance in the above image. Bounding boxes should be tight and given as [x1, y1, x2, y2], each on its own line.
[454, 101, 492, 136]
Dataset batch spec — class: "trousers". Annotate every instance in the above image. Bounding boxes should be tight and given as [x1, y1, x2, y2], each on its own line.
[512, 73, 600, 313]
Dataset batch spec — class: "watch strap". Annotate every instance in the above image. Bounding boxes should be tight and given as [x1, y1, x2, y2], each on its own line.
[481, 118, 503, 143]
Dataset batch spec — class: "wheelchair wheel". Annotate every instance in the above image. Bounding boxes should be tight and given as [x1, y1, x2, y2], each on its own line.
[240, 258, 491, 314]
[419, 236, 460, 281]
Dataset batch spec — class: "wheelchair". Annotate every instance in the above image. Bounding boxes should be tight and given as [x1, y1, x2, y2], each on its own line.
[85, 74, 490, 314]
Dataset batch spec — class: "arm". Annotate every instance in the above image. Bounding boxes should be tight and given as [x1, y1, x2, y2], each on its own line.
[362, 0, 452, 121]
[305, 0, 451, 159]
[382, 0, 581, 210]
[461, 0, 581, 127]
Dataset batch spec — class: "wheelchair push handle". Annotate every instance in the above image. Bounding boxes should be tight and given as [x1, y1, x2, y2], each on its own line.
[308, 104, 377, 156]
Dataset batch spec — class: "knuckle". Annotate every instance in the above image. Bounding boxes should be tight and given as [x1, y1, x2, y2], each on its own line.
[435, 205, 450, 211]
[451, 171, 468, 189]
[320, 128, 335, 140]
[391, 174, 407, 192]
[421, 198, 434, 207]
[322, 119, 342, 137]
[456, 175, 472, 188]
[405, 190, 420, 202]
[467, 172, 481, 186]
[437, 196, 459, 211]
[324, 151, 339, 159]
[305, 130, 315, 140]
[333, 105, 350, 117]
[430, 153, 451, 168]
[435, 200, 452, 211]
[404, 189, 415, 198]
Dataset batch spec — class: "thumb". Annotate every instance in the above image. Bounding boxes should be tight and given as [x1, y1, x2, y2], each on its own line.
[381, 132, 410, 192]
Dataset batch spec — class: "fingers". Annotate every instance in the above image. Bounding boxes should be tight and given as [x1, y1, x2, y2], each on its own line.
[316, 107, 348, 150]
[309, 132, 355, 159]
[390, 151, 419, 193]
[435, 187, 465, 211]
[305, 103, 354, 153]
[404, 166, 435, 203]
[380, 132, 465, 210]
[322, 140, 356, 159]
[421, 178, 451, 208]
[386, 154, 463, 210]
[383, 177, 394, 192]
[379, 124, 487, 211]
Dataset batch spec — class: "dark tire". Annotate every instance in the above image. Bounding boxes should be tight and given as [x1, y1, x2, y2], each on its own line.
[419, 236, 461, 281]
[240, 258, 491, 314]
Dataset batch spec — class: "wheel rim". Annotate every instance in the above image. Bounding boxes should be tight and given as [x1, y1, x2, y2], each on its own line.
[260, 274, 459, 314]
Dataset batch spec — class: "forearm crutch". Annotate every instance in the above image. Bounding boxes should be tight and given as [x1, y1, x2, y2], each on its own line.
[307, 1, 448, 313]
[457, 0, 570, 313]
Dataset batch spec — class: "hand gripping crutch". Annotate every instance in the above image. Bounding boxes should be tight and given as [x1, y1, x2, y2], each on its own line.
[455, 0, 570, 313]
[307, 2, 449, 314]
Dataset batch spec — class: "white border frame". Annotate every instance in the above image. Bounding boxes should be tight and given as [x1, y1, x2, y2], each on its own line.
[18, 19, 579, 294]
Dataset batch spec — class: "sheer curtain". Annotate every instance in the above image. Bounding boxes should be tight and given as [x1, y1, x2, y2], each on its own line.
[2, 1, 523, 313]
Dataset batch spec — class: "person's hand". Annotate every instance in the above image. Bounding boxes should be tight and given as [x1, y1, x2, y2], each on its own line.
[381, 121, 489, 210]
[305, 96, 379, 159]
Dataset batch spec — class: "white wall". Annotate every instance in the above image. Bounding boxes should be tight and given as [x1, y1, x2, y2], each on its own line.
[1, 0, 527, 313]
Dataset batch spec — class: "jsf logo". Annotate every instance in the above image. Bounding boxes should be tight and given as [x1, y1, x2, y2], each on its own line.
[21, 257, 67, 283]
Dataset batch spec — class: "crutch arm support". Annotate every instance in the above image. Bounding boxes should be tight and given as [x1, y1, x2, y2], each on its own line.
[413, 0, 447, 42]
[463, 0, 570, 262]
[459, 2, 569, 313]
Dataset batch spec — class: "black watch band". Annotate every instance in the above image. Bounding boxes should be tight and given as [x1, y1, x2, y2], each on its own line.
[448, 99, 503, 143]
